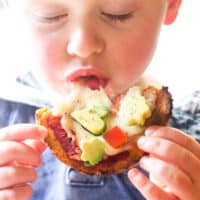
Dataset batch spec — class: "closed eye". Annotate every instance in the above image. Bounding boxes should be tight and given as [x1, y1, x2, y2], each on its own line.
[102, 12, 133, 23]
[33, 14, 68, 24]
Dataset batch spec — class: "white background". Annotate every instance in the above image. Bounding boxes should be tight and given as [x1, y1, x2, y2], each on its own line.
[147, 0, 200, 101]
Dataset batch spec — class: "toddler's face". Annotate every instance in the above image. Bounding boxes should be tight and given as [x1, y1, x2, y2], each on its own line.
[8, 0, 169, 97]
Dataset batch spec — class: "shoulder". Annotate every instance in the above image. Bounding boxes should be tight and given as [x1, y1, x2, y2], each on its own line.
[0, 98, 38, 128]
[171, 91, 200, 142]
[0, 99, 17, 127]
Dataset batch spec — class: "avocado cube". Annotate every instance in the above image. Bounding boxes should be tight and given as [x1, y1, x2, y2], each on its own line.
[80, 138, 105, 165]
[92, 104, 109, 118]
[71, 108, 106, 135]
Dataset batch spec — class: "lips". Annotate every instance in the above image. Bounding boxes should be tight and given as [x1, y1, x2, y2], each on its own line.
[65, 67, 109, 90]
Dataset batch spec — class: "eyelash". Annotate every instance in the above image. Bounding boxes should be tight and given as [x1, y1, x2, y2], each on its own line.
[34, 12, 133, 24]
[34, 14, 68, 24]
[102, 12, 133, 23]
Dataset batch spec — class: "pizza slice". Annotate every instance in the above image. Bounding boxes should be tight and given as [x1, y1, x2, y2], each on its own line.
[35, 85, 172, 176]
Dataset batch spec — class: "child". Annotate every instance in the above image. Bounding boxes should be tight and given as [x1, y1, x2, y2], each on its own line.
[0, 0, 199, 200]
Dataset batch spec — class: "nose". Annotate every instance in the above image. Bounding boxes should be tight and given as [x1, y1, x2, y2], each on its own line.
[67, 25, 105, 58]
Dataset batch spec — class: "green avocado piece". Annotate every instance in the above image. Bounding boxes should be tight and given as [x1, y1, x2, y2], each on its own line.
[80, 138, 105, 166]
[71, 108, 106, 135]
[92, 104, 109, 118]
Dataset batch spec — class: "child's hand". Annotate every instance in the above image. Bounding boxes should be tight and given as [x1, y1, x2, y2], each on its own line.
[0, 124, 47, 200]
[128, 126, 200, 200]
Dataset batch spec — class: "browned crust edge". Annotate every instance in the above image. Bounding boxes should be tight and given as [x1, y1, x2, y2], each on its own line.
[35, 86, 173, 176]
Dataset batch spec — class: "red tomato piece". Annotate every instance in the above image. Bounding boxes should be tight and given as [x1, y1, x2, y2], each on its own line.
[103, 126, 128, 148]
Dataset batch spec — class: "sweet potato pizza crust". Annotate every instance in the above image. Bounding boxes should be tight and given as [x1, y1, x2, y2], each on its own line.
[35, 86, 172, 176]
[36, 108, 144, 176]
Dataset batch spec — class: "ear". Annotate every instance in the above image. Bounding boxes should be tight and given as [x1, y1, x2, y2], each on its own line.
[164, 0, 182, 25]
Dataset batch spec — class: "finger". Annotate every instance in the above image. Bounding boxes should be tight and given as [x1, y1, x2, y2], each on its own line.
[137, 136, 200, 179]
[0, 124, 47, 142]
[0, 141, 41, 166]
[128, 168, 177, 200]
[23, 139, 47, 153]
[149, 174, 167, 188]
[145, 126, 200, 159]
[140, 156, 194, 200]
[0, 184, 33, 200]
[0, 166, 37, 189]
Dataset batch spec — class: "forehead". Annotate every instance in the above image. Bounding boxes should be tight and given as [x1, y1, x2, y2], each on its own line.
[8, 0, 142, 15]
[9, 0, 139, 7]
[8, 0, 165, 16]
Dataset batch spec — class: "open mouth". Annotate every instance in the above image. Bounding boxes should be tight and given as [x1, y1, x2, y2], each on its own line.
[65, 68, 109, 90]
[77, 75, 108, 90]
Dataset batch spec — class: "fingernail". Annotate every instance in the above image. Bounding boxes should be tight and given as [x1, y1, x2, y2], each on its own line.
[145, 126, 160, 136]
[140, 156, 149, 165]
[145, 129, 154, 136]
[128, 168, 139, 181]
[138, 136, 147, 146]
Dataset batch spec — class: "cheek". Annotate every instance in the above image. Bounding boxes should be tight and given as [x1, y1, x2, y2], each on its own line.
[110, 40, 153, 83]
[21, 31, 68, 97]
[35, 41, 62, 71]
[30, 37, 66, 87]
[110, 25, 160, 86]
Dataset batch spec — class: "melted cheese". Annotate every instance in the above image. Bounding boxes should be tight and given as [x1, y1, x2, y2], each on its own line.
[59, 86, 150, 156]
[117, 87, 150, 136]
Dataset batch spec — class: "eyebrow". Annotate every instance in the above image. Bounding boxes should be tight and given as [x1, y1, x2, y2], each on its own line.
[19, 0, 69, 12]
[104, 0, 139, 9]
[33, 0, 68, 5]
